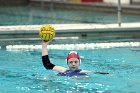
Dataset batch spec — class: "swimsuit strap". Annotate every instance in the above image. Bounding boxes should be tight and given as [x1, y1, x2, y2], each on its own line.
[58, 69, 86, 77]
[66, 69, 81, 72]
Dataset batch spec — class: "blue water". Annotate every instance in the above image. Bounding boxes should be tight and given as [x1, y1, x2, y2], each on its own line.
[0, 39, 140, 93]
[0, 5, 140, 25]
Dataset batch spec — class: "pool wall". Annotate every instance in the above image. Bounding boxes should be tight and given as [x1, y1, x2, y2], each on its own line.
[0, 23, 140, 41]
[30, 0, 140, 15]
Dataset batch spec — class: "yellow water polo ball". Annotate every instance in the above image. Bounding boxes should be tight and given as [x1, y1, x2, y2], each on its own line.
[39, 24, 55, 41]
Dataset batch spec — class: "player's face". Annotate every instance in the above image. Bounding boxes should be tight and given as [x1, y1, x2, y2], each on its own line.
[67, 58, 80, 71]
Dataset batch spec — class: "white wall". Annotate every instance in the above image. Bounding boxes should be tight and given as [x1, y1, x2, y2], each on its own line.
[103, 0, 130, 4]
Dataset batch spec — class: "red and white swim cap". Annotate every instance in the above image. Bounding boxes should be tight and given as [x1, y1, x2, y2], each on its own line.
[66, 51, 81, 63]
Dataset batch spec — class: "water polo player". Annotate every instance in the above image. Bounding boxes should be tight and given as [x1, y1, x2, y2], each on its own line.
[42, 41, 90, 77]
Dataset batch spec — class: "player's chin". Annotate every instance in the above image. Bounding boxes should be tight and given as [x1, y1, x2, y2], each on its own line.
[71, 67, 77, 70]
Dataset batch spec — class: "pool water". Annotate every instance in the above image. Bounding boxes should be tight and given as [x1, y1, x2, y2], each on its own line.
[0, 39, 140, 93]
[0, 5, 140, 25]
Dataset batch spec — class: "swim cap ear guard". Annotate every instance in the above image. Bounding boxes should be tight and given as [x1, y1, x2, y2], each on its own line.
[66, 51, 81, 64]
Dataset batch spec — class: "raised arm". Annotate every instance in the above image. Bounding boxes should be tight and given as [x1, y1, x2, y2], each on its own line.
[42, 41, 67, 72]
